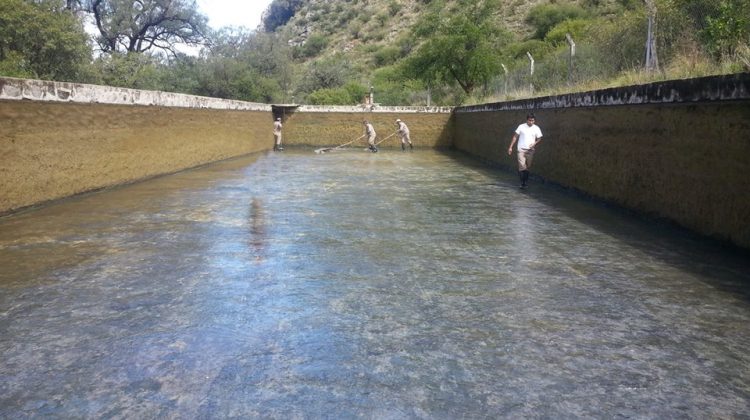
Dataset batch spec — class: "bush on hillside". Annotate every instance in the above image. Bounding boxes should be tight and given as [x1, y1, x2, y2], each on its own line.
[526, 3, 589, 39]
[294, 34, 329, 58]
[307, 81, 368, 105]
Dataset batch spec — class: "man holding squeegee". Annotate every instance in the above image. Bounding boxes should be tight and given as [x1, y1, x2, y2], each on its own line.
[363, 120, 378, 153]
[395, 118, 413, 151]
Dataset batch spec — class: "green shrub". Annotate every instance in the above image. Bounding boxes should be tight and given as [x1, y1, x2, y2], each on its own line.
[308, 81, 368, 105]
[526, 4, 589, 39]
[545, 18, 592, 45]
[350, 21, 363, 39]
[298, 34, 329, 58]
[376, 12, 389, 26]
[389, 1, 402, 16]
[373, 45, 402, 66]
[588, 12, 647, 73]
[506, 39, 554, 60]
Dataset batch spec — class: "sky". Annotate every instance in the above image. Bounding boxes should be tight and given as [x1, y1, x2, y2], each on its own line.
[196, 0, 275, 30]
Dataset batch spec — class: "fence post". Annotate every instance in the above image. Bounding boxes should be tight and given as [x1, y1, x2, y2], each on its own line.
[566, 33, 576, 84]
[644, 0, 659, 72]
[526, 51, 535, 94]
[501, 63, 508, 97]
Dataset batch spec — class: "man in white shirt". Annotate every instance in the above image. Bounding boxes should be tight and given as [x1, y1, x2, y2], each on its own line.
[273, 117, 283, 151]
[507, 113, 543, 189]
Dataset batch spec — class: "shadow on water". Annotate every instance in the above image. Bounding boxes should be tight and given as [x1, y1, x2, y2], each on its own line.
[443, 149, 750, 302]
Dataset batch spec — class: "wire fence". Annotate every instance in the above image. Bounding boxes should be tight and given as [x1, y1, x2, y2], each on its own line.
[482, 0, 750, 101]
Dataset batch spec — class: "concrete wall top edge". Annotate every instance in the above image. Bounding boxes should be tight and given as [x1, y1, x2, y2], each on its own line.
[0, 76, 272, 111]
[291, 104, 453, 113]
[0, 76, 452, 113]
[454, 72, 750, 113]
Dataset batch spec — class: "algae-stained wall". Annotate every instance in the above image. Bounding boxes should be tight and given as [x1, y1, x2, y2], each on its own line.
[0, 100, 270, 215]
[0, 78, 452, 215]
[453, 74, 750, 249]
[3, 74, 748, 250]
[277, 106, 453, 149]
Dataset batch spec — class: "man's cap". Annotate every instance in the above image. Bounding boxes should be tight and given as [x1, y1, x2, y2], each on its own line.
[275, 117, 281, 120]
[396, 119, 401, 122]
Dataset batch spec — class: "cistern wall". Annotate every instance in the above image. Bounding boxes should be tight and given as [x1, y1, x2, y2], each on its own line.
[452, 74, 750, 248]
[0, 77, 271, 215]
[2, 74, 748, 249]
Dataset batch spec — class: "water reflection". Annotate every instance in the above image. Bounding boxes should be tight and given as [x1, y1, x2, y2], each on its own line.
[248, 197, 267, 265]
[0, 150, 749, 418]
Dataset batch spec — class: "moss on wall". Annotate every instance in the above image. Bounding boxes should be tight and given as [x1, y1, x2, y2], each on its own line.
[279, 111, 453, 149]
[0, 100, 270, 214]
[453, 102, 750, 248]
[2, 73, 747, 250]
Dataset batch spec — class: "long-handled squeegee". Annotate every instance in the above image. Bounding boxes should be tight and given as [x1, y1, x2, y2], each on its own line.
[315, 135, 365, 154]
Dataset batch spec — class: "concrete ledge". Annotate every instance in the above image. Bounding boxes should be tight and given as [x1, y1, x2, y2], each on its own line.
[0, 76, 271, 111]
[291, 104, 453, 113]
[455, 73, 750, 113]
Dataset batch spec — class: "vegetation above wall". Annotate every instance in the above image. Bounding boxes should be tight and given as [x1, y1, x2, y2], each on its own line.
[0, 0, 748, 106]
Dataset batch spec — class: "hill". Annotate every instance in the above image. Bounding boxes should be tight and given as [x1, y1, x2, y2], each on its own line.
[259, 0, 749, 106]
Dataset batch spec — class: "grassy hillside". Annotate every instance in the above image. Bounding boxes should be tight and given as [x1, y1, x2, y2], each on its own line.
[262, 0, 749, 106]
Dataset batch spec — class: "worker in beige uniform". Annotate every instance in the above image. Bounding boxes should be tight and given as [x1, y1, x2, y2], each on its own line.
[363, 120, 377, 153]
[273, 117, 283, 151]
[395, 119, 413, 151]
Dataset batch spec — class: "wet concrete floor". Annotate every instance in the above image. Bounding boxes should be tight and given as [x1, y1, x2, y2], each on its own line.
[1, 149, 749, 418]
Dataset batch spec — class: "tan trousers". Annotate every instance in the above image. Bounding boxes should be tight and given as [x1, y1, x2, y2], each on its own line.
[517, 149, 535, 171]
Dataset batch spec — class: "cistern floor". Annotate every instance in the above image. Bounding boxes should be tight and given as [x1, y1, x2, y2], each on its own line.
[1, 149, 749, 418]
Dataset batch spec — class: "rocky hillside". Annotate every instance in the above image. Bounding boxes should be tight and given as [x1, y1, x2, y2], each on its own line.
[258, 0, 745, 105]
[264, 0, 544, 67]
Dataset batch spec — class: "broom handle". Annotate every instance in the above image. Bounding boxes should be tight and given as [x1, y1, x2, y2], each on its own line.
[375, 131, 398, 146]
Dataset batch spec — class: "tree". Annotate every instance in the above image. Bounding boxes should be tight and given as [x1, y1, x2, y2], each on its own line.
[200, 28, 292, 102]
[402, 0, 512, 95]
[0, 0, 91, 80]
[701, 0, 750, 58]
[87, 0, 208, 56]
[88, 51, 162, 89]
[298, 54, 352, 93]
[193, 55, 281, 103]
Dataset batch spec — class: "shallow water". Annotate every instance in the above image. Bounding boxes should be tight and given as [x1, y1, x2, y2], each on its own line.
[1, 149, 749, 418]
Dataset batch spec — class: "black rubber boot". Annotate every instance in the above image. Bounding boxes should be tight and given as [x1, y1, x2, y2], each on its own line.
[402, 143, 406, 151]
[409, 143, 413, 150]
[521, 170, 529, 188]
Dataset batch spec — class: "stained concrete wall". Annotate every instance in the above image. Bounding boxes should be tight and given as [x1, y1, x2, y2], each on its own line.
[0, 78, 454, 215]
[274, 105, 454, 149]
[453, 73, 750, 249]
[1, 77, 272, 215]
[3, 74, 748, 249]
